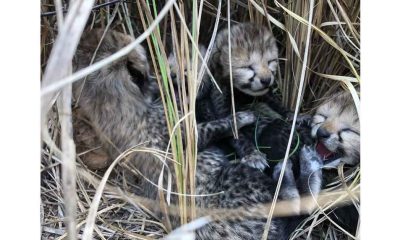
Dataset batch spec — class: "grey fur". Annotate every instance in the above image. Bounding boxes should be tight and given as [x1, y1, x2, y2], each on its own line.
[198, 23, 279, 170]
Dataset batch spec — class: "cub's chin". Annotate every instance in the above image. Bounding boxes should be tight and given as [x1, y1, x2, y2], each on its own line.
[236, 86, 270, 96]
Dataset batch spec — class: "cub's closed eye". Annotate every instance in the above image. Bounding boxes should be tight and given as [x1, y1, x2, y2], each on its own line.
[315, 113, 328, 119]
[268, 59, 278, 64]
[340, 128, 360, 136]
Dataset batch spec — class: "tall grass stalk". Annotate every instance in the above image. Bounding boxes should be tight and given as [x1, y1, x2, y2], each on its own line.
[137, 0, 202, 226]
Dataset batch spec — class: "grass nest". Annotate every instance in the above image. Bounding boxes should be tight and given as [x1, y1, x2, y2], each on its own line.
[41, 0, 360, 239]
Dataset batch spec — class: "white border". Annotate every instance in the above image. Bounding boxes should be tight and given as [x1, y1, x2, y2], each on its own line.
[1, 0, 400, 238]
[0, 0, 40, 238]
[362, 0, 400, 238]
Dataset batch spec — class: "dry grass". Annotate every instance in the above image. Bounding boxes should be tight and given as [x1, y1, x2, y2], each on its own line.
[41, 0, 360, 239]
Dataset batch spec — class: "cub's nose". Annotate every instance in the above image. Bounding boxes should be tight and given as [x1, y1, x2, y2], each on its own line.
[316, 127, 331, 139]
[260, 77, 272, 86]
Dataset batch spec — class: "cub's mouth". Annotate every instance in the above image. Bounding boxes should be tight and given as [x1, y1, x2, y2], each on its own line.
[316, 141, 342, 163]
[238, 84, 270, 96]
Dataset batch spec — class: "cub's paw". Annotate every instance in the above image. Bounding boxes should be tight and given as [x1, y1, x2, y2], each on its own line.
[297, 114, 313, 127]
[286, 113, 312, 127]
[234, 111, 256, 129]
[300, 146, 323, 173]
[240, 150, 269, 170]
[272, 159, 293, 181]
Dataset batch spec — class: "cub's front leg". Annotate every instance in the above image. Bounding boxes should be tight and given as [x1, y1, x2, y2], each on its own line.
[196, 111, 256, 150]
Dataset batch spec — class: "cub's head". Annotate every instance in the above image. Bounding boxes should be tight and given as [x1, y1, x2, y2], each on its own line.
[211, 23, 278, 96]
[73, 29, 152, 103]
[311, 91, 360, 165]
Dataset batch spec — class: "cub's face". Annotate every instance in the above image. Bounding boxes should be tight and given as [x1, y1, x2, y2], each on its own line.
[311, 92, 360, 165]
[212, 23, 278, 96]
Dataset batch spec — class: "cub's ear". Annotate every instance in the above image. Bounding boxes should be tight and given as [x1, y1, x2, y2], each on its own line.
[210, 50, 222, 69]
[127, 61, 147, 90]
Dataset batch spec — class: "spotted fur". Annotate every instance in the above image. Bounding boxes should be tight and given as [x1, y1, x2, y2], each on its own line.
[73, 29, 324, 240]
[195, 145, 323, 240]
[195, 23, 280, 170]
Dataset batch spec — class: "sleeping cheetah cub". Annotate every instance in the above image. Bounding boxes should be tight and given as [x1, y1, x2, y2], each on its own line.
[210, 22, 278, 96]
[199, 23, 279, 169]
[311, 91, 360, 165]
[73, 29, 325, 239]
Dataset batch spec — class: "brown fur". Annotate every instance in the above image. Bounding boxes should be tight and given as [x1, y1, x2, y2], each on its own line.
[73, 107, 111, 170]
[73, 29, 175, 201]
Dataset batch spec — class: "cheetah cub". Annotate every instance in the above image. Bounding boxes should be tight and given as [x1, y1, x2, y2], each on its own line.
[198, 23, 279, 170]
[210, 22, 278, 96]
[311, 91, 360, 165]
